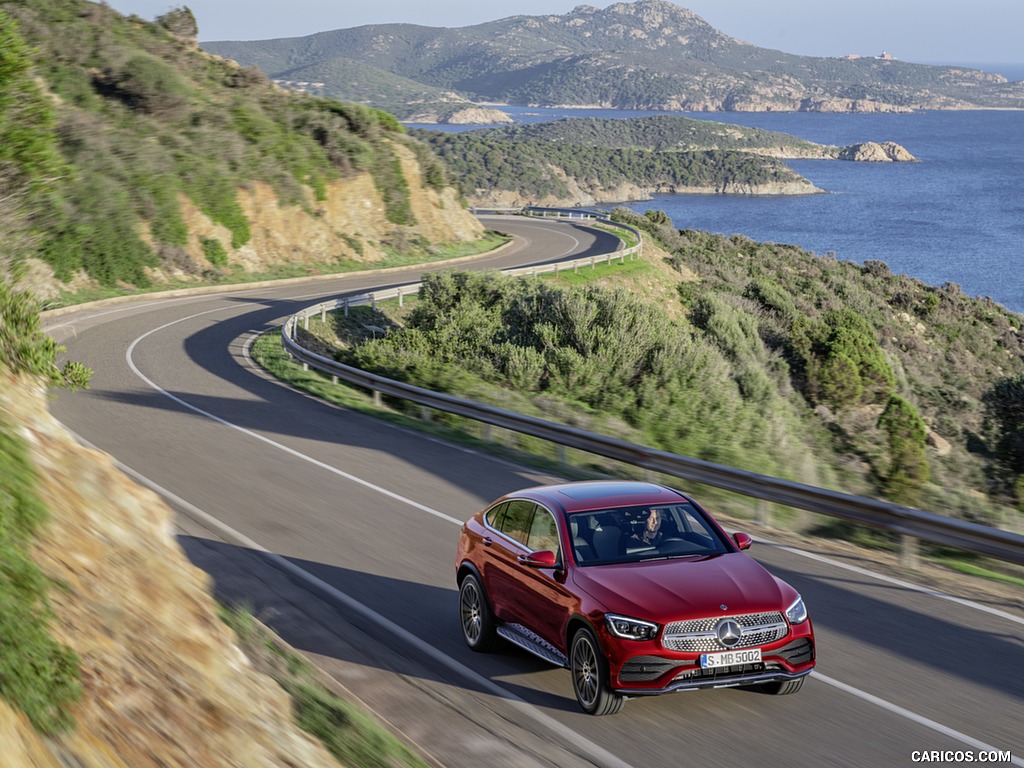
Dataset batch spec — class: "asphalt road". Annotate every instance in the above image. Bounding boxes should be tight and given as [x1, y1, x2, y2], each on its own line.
[45, 217, 1023, 768]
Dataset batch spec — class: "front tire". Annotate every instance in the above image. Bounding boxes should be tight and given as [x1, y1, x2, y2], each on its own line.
[570, 627, 624, 715]
[459, 573, 501, 652]
[762, 677, 805, 695]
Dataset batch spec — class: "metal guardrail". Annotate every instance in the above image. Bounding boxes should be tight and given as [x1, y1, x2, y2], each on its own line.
[281, 212, 1024, 568]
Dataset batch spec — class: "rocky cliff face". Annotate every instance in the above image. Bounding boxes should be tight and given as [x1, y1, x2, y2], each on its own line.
[0, 374, 342, 767]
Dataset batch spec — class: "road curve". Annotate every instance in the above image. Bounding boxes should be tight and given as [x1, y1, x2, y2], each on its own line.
[45, 217, 1023, 768]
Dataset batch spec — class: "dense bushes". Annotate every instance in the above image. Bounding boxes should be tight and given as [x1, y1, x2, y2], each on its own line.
[343, 270, 823, 481]
[790, 308, 895, 410]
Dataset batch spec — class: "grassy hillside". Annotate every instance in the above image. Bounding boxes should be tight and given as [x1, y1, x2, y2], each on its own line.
[0, 0, 456, 296]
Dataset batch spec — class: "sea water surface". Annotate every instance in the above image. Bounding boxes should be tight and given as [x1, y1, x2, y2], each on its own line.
[411, 85, 1024, 314]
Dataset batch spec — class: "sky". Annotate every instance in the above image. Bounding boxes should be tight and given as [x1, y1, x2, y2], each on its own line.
[104, 0, 1024, 67]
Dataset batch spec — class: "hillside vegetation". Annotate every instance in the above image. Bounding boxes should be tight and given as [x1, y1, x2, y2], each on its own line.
[412, 115, 918, 206]
[0, 0, 484, 303]
[203, 0, 1024, 119]
[416, 127, 815, 206]
[315, 213, 1024, 535]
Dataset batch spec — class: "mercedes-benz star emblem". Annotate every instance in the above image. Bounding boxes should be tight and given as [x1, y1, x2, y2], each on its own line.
[716, 619, 743, 648]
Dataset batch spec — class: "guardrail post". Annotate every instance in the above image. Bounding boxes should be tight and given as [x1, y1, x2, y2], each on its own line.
[371, 295, 376, 311]
[373, 390, 382, 408]
[331, 375, 338, 385]
[420, 405, 431, 422]
[900, 535, 919, 569]
[756, 500, 771, 528]
[481, 424, 492, 442]
[557, 444, 568, 464]
[590, 256, 596, 270]
[320, 304, 326, 322]
[344, 299, 349, 317]
[398, 287, 404, 307]
[303, 313, 309, 330]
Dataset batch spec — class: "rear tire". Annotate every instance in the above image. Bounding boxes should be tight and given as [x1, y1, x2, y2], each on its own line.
[570, 627, 624, 715]
[459, 574, 501, 652]
[762, 677, 805, 695]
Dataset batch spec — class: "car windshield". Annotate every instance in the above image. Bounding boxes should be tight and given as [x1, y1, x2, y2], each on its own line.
[567, 502, 729, 565]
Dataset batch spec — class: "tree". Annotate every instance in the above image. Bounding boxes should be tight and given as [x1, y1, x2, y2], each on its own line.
[982, 375, 1024, 498]
[877, 395, 929, 506]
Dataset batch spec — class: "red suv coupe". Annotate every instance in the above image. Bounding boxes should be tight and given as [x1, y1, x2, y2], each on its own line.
[455, 480, 815, 715]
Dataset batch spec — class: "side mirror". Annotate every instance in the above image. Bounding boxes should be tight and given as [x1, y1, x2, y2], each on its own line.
[733, 532, 753, 551]
[518, 550, 558, 568]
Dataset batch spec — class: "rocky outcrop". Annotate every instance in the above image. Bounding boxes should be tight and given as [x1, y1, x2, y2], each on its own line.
[441, 107, 515, 125]
[838, 141, 918, 162]
[0, 374, 342, 767]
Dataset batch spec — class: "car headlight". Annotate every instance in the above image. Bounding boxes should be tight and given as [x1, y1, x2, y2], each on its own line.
[785, 595, 808, 625]
[605, 614, 659, 641]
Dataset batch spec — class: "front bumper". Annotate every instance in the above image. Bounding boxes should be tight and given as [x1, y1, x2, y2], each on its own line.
[612, 636, 815, 695]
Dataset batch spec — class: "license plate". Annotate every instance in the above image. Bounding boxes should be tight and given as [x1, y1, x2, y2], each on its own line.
[699, 648, 762, 668]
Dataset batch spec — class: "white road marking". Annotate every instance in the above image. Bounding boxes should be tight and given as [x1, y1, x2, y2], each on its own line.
[126, 307, 464, 526]
[812, 672, 1024, 766]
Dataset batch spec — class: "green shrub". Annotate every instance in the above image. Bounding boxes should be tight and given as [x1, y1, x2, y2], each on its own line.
[0, 417, 82, 734]
[1, 280, 91, 389]
[99, 52, 191, 117]
[200, 236, 228, 267]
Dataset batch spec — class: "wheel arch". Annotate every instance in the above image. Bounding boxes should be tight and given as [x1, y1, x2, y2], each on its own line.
[565, 614, 600, 651]
[456, 560, 481, 585]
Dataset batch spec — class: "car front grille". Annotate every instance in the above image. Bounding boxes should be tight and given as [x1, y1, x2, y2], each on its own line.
[662, 611, 788, 652]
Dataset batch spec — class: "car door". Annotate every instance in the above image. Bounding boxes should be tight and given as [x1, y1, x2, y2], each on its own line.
[478, 499, 534, 622]
[514, 505, 576, 652]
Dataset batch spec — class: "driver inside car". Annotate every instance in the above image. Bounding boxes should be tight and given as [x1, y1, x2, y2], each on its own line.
[631, 508, 664, 547]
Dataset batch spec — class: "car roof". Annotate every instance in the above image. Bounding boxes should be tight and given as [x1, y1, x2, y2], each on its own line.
[506, 481, 689, 515]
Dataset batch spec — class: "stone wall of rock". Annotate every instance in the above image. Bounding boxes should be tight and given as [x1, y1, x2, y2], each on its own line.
[0, 374, 342, 768]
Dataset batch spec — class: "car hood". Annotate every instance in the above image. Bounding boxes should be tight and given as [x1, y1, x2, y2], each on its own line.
[572, 553, 794, 621]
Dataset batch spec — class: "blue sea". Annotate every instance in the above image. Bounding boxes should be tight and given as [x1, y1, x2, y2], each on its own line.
[409, 65, 1024, 314]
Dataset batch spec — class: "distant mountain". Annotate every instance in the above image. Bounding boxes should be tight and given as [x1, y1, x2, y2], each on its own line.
[203, 0, 1024, 119]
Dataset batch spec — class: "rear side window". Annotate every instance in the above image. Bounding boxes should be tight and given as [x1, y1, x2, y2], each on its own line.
[485, 502, 508, 530]
[500, 500, 535, 545]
